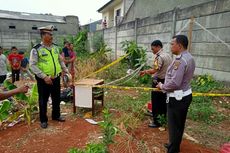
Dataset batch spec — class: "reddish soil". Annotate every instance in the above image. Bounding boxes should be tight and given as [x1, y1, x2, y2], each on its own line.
[109, 120, 217, 153]
[0, 117, 100, 153]
[0, 106, 219, 153]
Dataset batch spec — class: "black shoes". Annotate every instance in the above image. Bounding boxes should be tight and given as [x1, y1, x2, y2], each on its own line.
[148, 123, 160, 128]
[40, 116, 65, 129]
[41, 122, 48, 129]
[52, 116, 65, 122]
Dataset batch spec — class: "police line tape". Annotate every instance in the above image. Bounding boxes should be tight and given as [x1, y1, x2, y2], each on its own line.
[91, 85, 230, 97]
[83, 53, 129, 79]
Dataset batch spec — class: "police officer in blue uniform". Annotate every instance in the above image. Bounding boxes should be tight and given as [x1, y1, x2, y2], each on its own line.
[157, 35, 195, 153]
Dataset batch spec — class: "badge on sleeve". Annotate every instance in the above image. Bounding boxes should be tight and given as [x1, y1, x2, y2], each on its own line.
[173, 61, 181, 70]
[154, 59, 159, 70]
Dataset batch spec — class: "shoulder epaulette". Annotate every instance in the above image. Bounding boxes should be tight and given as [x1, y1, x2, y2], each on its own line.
[33, 44, 42, 50]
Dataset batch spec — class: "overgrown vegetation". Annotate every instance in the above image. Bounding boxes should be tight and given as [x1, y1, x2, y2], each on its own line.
[59, 30, 89, 56]
[191, 74, 223, 92]
[188, 74, 226, 124]
[1, 80, 38, 126]
[121, 40, 147, 69]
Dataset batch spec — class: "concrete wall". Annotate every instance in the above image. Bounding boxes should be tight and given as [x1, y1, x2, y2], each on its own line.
[0, 15, 79, 50]
[89, 0, 230, 81]
[0, 31, 69, 52]
[124, 0, 214, 22]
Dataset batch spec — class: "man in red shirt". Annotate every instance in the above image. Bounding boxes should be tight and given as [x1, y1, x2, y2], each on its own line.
[8, 46, 23, 83]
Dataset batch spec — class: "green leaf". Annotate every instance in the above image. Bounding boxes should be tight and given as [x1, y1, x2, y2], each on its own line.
[0, 100, 12, 121]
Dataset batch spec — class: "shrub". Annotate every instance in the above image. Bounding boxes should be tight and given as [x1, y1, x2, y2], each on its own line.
[121, 41, 147, 69]
[191, 74, 223, 92]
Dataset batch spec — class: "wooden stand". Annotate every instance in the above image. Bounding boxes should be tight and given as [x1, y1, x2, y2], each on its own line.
[73, 79, 104, 116]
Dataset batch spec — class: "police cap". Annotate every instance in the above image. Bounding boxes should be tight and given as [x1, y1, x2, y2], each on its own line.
[38, 25, 54, 34]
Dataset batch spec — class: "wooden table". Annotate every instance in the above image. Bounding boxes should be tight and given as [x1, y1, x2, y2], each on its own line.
[73, 79, 104, 116]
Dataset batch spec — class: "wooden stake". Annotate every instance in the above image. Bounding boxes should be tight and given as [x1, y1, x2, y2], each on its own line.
[188, 16, 194, 52]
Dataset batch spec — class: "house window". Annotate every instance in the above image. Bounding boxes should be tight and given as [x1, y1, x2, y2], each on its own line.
[116, 9, 121, 16]
[9, 25, 16, 29]
[32, 26, 37, 30]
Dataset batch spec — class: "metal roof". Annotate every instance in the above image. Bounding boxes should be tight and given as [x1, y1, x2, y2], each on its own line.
[97, 0, 114, 12]
[0, 10, 66, 23]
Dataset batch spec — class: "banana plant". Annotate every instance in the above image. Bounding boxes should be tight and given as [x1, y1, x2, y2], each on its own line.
[0, 100, 12, 124]
[3, 80, 28, 101]
[25, 83, 38, 124]
[3, 80, 38, 125]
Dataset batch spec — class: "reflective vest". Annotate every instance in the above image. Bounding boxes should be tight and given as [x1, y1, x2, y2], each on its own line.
[36, 46, 61, 77]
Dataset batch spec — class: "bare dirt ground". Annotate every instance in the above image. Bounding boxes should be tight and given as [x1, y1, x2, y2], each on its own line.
[0, 104, 219, 153]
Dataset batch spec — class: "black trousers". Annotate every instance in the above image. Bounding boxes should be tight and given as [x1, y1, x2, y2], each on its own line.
[151, 78, 167, 125]
[167, 94, 192, 153]
[12, 69, 20, 83]
[0, 75, 7, 83]
[36, 76, 61, 123]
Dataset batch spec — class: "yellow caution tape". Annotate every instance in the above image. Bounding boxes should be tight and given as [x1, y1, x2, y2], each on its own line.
[93, 85, 230, 97]
[192, 93, 230, 97]
[95, 85, 163, 92]
[83, 54, 129, 79]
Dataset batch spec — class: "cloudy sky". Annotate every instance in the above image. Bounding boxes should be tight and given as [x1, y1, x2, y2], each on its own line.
[0, 0, 110, 25]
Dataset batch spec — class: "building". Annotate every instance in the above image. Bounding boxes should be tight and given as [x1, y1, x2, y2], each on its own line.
[81, 20, 102, 32]
[98, 0, 214, 27]
[0, 10, 79, 50]
[97, 0, 134, 28]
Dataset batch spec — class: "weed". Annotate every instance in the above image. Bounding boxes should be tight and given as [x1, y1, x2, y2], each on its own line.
[191, 74, 223, 92]
[99, 109, 118, 145]
[121, 41, 147, 69]
[0, 100, 12, 123]
[68, 143, 107, 153]
[188, 75, 226, 124]
[188, 96, 225, 124]
[68, 109, 116, 153]
[157, 114, 167, 128]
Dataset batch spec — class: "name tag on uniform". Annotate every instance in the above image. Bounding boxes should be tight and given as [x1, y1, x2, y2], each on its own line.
[173, 61, 181, 70]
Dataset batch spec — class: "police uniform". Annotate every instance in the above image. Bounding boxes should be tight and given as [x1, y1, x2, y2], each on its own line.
[151, 50, 172, 126]
[159, 51, 195, 153]
[29, 25, 68, 127]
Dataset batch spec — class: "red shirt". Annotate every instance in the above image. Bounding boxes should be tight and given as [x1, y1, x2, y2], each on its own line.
[8, 53, 23, 70]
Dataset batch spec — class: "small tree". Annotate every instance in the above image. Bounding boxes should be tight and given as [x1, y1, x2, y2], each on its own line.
[121, 41, 147, 69]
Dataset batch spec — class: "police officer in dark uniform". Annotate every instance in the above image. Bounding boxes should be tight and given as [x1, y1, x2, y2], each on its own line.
[29, 25, 69, 129]
[157, 35, 195, 153]
[140, 40, 172, 128]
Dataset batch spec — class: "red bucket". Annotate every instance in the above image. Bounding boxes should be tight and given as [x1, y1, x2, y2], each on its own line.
[220, 143, 230, 153]
[147, 101, 152, 112]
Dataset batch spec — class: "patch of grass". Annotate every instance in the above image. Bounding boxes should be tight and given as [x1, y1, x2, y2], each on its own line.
[188, 75, 226, 124]
[188, 96, 225, 124]
[105, 91, 150, 129]
[186, 122, 230, 149]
